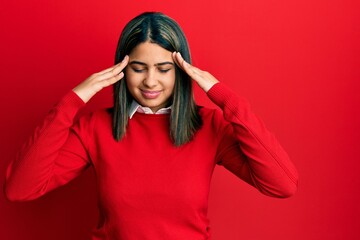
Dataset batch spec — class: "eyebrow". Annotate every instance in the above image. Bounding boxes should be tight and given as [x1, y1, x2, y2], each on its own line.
[129, 61, 174, 67]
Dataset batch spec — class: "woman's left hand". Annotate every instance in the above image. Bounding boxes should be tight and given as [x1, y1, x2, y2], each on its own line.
[172, 52, 219, 92]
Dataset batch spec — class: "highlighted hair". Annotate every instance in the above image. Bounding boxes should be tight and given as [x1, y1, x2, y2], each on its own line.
[113, 12, 202, 146]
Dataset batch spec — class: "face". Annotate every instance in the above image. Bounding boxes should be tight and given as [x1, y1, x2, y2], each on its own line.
[125, 42, 176, 113]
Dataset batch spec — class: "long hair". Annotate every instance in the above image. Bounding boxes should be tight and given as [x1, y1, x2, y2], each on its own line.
[113, 12, 202, 146]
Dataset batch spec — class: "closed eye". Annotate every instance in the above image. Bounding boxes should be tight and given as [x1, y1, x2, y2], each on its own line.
[132, 68, 146, 73]
[158, 68, 171, 73]
[129, 61, 174, 74]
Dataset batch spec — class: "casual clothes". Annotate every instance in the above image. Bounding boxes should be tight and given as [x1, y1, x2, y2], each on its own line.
[5, 82, 298, 240]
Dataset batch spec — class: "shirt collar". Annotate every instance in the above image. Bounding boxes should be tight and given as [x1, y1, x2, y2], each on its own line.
[129, 100, 171, 119]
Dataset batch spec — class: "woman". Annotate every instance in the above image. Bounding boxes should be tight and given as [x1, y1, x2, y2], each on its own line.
[4, 12, 298, 239]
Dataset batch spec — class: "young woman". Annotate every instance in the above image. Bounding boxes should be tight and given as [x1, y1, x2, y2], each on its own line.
[4, 12, 298, 240]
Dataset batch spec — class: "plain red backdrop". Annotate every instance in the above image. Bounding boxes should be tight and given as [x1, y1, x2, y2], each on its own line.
[1, 0, 359, 239]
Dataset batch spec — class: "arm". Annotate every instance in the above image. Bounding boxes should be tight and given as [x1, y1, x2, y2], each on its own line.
[208, 83, 298, 198]
[173, 52, 298, 198]
[4, 56, 129, 201]
[5, 92, 90, 201]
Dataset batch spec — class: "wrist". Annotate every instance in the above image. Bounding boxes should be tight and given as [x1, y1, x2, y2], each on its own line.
[202, 79, 219, 93]
[72, 88, 91, 103]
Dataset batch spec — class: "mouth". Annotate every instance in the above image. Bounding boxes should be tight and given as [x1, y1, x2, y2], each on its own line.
[140, 89, 162, 99]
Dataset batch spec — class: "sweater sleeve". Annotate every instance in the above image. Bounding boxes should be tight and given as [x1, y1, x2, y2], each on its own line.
[208, 82, 298, 198]
[4, 91, 91, 201]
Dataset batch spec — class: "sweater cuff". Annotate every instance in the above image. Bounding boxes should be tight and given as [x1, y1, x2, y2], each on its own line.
[55, 90, 86, 117]
[207, 82, 238, 109]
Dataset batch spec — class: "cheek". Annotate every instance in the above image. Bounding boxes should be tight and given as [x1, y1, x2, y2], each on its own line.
[166, 73, 176, 91]
[125, 70, 141, 88]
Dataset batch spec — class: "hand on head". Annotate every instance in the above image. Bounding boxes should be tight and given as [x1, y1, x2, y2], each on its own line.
[172, 52, 219, 92]
[73, 48, 220, 104]
[73, 56, 129, 103]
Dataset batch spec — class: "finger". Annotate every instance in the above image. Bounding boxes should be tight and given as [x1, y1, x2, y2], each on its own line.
[172, 51, 181, 69]
[108, 55, 129, 76]
[98, 71, 124, 88]
[95, 56, 129, 81]
[97, 66, 116, 75]
[172, 51, 184, 71]
[174, 52, 195, 73]
[96, 55, 129, 76]
[174, 52, 203, 80]
[116, 55, 129, 71]
[173, 52, 219, 92]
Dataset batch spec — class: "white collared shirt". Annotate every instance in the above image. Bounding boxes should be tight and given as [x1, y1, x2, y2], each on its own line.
[129, 101, 171, 119]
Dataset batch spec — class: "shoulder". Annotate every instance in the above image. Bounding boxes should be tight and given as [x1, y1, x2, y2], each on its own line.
[75, 108, 112, 131]
[198, 105, 227, 128]
[69, 108, 112, 149]
[198, 105, 218, 117]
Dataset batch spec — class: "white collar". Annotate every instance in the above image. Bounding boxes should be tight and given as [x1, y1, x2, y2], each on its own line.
[129, 100, 171, 119]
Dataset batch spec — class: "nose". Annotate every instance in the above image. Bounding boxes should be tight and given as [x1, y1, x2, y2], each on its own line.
[143, 69, 158, 88]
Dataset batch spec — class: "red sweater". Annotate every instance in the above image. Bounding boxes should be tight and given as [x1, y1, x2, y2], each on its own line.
[5, 82, 298, 240]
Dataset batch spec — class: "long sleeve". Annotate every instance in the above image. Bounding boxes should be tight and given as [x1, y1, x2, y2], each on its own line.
[208, 82, 298, 198]
[4, 91, 91, 201]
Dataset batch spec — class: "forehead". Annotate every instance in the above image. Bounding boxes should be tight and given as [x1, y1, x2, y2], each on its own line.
[129, 42, 173, 63]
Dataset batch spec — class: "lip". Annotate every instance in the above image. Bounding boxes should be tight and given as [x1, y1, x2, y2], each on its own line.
[140, 89, 162, 99]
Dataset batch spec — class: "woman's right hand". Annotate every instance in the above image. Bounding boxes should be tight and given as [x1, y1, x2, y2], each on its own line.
[73, 56, 129, 103]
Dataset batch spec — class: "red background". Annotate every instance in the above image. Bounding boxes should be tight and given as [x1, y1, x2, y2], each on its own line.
[1, 0, 359, 239]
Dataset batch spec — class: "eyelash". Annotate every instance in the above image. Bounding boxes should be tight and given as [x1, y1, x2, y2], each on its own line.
[133, 68, 171, 73]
